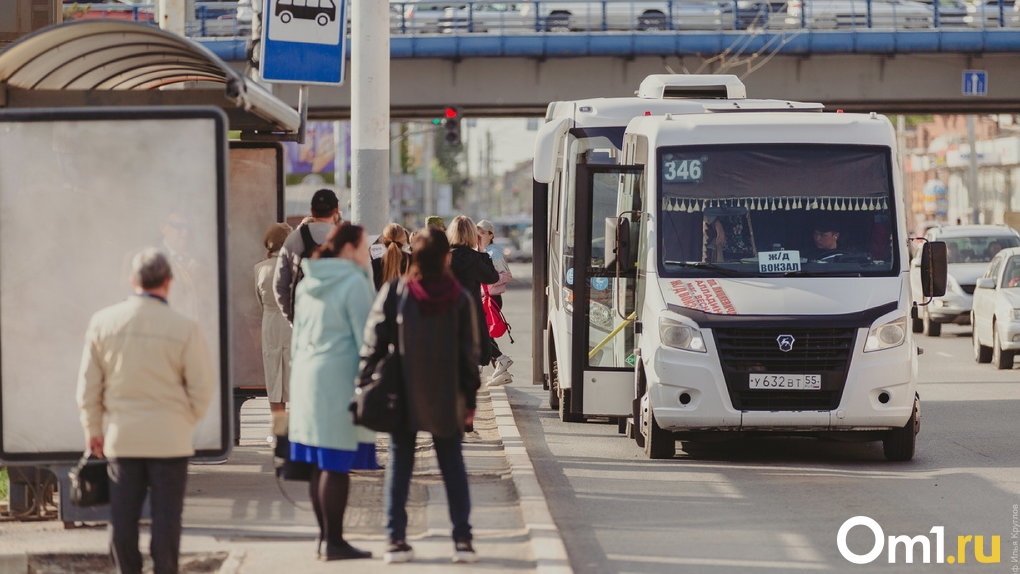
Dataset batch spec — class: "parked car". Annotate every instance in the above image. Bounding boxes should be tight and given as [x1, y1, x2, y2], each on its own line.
[393, 1, 464, 32]
[971, 246, 1020, 368]
[520, 1, 709, 31]
[911, 224, 1020, 336]
[439, 2, 524, 32]
[785, 0, 933, 27]
[962, 0, 1019, 26]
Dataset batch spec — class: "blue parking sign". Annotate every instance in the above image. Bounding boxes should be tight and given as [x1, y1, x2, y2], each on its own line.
[962, 70, 987, 96]
[260, 0, 347, 85]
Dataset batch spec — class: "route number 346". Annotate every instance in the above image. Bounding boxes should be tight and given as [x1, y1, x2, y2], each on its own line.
[663, 158, 704, 183]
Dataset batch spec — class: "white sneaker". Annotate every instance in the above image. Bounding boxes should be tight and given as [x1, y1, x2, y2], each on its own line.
[487, 371, 513, 387]
[452, 541, 478, 564]
[492, 354, 513, 377]
[383, 541, 414, 564]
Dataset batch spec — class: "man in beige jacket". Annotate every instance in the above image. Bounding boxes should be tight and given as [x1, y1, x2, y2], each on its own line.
[77, 248, 215, 574]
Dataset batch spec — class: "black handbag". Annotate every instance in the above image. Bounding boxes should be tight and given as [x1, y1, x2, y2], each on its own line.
[350, 285, 407, 433]
[69, 451, 109, 507]
[274, 432, 313, 482]
[350, 345, 405, 433]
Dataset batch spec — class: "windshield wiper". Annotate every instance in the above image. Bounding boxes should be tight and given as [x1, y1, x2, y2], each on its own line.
[663, 261, 753, 277]
[783, 270, 863, 277]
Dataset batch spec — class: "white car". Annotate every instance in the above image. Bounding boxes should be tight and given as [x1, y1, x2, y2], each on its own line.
[785, 0, 934, 27]
[962, 0, 1019, 26]
[519, 1, 723, 31]
[910, 224, 1020, 336]
[972, 246, 1020, 369]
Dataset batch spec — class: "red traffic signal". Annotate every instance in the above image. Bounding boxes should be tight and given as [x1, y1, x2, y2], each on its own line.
[444, 107, 460, 119]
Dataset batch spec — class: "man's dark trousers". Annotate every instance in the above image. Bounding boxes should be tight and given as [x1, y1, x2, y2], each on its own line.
[108, 457, 189, 574]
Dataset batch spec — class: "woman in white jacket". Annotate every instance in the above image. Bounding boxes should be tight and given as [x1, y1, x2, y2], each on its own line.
[476, 219, 513, 386]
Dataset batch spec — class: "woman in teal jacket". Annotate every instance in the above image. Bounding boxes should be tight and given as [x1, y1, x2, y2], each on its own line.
[288, 222, 376, 561]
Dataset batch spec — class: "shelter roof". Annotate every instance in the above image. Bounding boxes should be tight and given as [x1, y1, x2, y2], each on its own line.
[0, 21, 299, 135]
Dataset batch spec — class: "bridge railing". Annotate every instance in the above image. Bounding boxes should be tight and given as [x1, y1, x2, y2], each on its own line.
[60, 0, 1020, 37]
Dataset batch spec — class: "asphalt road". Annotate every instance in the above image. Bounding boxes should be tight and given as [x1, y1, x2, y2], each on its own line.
[500, 264, 1020, 573]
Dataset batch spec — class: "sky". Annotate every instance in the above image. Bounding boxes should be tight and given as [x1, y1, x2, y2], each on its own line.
[462, 118, 540, 177]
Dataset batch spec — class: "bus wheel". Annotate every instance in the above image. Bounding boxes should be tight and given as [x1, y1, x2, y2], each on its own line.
[279, 11, 292, 23]
[316, 13, 329, 26]
[883, 397, 919, 462]
[548, 360, 560, 410]
[643, 409, 675, 459]
[922, 307, 941, 337]
[559, 387, 583, 423]
[632, 368, 646, 447]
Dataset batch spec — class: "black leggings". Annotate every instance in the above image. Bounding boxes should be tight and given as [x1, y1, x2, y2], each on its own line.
[309, 467, 351, 547]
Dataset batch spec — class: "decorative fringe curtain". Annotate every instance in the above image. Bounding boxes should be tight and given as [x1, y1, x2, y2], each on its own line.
[662, 196, 890, 213]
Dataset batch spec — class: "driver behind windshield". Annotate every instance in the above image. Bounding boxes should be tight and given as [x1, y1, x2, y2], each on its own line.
[812, 220, 843, 261]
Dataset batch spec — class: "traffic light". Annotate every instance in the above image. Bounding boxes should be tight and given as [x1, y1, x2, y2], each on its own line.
[443, 107, 461, 146]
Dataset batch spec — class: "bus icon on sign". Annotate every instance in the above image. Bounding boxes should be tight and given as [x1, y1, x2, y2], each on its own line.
[276, 0, 337, 26]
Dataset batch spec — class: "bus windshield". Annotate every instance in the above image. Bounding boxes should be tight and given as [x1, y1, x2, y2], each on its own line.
[657, 144, 898, 278]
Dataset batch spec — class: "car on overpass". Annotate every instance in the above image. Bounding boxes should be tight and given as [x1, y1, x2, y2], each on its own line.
[962, 0, 1019, 26]
[911, 224, 1020, 336]
[785, 0, 934, 27]
[971, 246, 1020, 369]
[519, 0, 726, 31]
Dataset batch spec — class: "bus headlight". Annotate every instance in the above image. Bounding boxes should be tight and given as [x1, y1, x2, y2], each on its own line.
[864, 316, 906, 352]
[590, 301, 613, 331]
[659, 318, 706, 353]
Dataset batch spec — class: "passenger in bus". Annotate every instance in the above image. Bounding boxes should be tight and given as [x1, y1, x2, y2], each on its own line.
[255, 222, 294, 419]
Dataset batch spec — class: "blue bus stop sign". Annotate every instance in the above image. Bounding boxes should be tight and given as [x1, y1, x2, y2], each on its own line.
[260, 0, 347, 85]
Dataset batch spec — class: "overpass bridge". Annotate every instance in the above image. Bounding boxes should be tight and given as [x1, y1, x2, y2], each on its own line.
[204, 29, 1020, 118]
[28, 0, 1020, 117]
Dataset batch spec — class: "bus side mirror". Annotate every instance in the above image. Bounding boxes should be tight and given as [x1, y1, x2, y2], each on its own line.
[604, 216, 631, 274]
[921, 241, 948, 298]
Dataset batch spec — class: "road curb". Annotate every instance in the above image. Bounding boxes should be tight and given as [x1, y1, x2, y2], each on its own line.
[488, 385, 573, 574]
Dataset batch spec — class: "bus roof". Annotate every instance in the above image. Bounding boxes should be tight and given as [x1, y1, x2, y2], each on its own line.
[545, 98, 824, 129]
[626, 111, 895, 148]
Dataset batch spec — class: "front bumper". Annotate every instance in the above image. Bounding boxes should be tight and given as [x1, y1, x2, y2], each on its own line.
[1000, 320, 1020, 351]
[646, 332, 914, 432]
[927, 293, 972, 323]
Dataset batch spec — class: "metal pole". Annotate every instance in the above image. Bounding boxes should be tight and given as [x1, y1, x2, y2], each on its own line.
[350, 0, 390, 232]
[158, 0, 186, 35]
[967, 115, 981, 224]
[423, 130, 435, 219]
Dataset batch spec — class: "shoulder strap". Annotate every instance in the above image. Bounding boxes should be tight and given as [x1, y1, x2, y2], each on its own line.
[299, 224, 317, 259]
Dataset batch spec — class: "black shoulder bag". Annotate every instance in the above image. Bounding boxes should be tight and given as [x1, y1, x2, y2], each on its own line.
[69, 450, 109, 507]
[350, 282, 407, 433]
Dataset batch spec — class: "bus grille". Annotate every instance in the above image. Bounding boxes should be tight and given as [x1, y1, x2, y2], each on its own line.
[713, 327, 856, 411]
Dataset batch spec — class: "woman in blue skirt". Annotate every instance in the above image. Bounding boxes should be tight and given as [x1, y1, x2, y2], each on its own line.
[288, 222, 377, 561]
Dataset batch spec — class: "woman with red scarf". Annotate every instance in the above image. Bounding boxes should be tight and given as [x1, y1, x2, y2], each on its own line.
[360, 228, 482, 565]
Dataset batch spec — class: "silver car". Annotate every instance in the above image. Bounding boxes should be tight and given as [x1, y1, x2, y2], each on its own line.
[519, 0, 723, 31]
[971, 246, 1020, 369]
[911, 224, 1020, 336]
[785, 0, 934, 27]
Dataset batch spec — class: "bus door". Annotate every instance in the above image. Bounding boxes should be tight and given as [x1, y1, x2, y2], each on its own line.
[568, 164, 643, 418]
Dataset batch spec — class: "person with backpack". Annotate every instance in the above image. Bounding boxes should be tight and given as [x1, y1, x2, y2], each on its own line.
[273, 189, 341, 324]
[360, 228, 482, 565]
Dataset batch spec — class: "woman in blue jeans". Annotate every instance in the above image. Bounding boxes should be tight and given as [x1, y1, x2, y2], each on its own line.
[360, 228, 482, 564]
